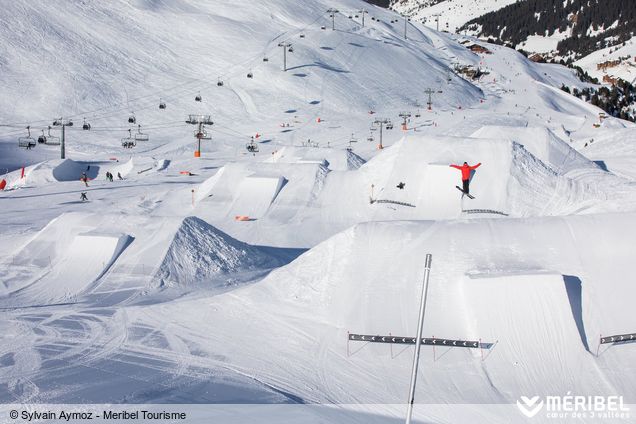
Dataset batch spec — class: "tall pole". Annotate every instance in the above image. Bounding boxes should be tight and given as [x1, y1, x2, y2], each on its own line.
[61, 124, 65, 159]
[53, 118, 73, 159]
[358, 9, 367, 27]
[327, 8, 339, 30]
[404, 16, 408, 40]
[373, 118, 391, 150]
[278, 42, 292, 71]
[197, 122, 203, 156]
[405, 254, 433, 424]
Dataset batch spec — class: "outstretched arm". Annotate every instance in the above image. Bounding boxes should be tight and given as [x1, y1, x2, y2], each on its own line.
[470, 162, 482, 170]
[449, 164, 461, 169]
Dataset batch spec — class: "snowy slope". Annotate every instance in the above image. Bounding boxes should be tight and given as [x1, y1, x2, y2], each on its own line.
[575, 36, 636, 83]
[390, 0, 518, 32]
[1, 0, 636, 421]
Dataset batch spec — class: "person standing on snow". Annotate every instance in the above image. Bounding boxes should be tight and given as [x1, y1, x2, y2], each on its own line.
[450, 161, 481, 195]
[80, 172, 89, 187]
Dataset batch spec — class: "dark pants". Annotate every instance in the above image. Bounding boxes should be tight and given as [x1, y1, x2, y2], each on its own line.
[462, 179, 470, 194]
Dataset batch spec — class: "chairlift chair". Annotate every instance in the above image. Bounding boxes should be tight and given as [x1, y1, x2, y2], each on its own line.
[246, 141, 259, 153]
[121, 129, 136, 148]
[217, 78, 224, 86]
[288, 46, 294, 53]
[128, 113, 136, 124]
[82, 118, 91, 130]
[247, 71, 253, 79]
[44, 126, 60, 145]
[38, 129, 47, 144]
[299, 33, 305, 38]
[195, 92, 202, 102]
[320, 25, 326, 30]
[262, 57, 269, 62]
[159, 98, 166, 109]
[135, 125, 149, 143]
[18, 126, 36, 148]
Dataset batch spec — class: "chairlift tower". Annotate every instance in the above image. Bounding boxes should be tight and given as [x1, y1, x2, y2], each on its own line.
[278, 42, 293, 71]
[327, 8, 339, 30]
[424, 88, 443, 110]
[372, 118, 392, 150]
[399, 112, 412, 130]
[52, 118, 73, 159]
[357, 8, 368, 27]
[403, 15, 411, 40]
[431, 13, 441, 31]
[186, 114, 213, 158]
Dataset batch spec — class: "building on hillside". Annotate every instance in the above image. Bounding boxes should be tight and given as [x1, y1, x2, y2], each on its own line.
[602, 75, 618, 85]
[467, 44, 492, 54]
[597, 60, 621, 71]
[528, 53, 545, 62]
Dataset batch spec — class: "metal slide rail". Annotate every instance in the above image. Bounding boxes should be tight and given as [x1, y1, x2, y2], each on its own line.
[462, 208, 509, 216]
[348, 333, 483, 349]
[600, 333, 636, 344]
[371, 199, 416, 208]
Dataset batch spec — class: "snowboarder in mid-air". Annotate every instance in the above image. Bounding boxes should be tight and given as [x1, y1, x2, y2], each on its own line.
[450, 161, 481, 198]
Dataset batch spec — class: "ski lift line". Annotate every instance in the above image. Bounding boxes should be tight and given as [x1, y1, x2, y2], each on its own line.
[0, 8, 385, 127]
[0, 9, 329, 126]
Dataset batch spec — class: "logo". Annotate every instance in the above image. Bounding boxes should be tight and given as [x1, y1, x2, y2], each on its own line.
[516, 393, 630, 420]
[517, 396, 544, 418]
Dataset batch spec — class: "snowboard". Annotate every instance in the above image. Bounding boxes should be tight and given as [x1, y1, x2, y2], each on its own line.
[456, 186, 475, 199]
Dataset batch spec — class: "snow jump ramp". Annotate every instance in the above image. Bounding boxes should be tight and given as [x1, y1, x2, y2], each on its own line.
[8, 232, 131, 306]
[462, 272, 599, 397]
[229, 175, 287, 219]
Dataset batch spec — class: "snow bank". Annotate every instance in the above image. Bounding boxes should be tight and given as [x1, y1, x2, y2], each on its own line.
[265, 146, 366, 171]
[471, 125, 596, 174]
[155, 216, 283, 287]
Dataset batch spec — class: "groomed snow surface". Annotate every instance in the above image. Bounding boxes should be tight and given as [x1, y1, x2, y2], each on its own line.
[1, 0, 636, 423]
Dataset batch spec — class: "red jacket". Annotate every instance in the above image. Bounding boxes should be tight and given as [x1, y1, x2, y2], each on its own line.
[450, 163, 481, 180]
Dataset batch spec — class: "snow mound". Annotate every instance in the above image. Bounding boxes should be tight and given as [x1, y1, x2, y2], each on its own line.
[265, 146, 366, 171]
[155, 216, 283, 287]
[471, 125, 597, 174]
[165, 213, 636, 404]
[1, 224, 131, 306]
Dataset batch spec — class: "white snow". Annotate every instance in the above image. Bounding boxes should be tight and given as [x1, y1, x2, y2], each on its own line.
[1, 0, 636, 422]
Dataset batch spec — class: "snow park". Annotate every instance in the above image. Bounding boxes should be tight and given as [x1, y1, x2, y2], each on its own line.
[0, 0, 635, 423]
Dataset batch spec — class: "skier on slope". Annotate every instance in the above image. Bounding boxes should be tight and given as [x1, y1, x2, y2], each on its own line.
[450, 161, 481, 195]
